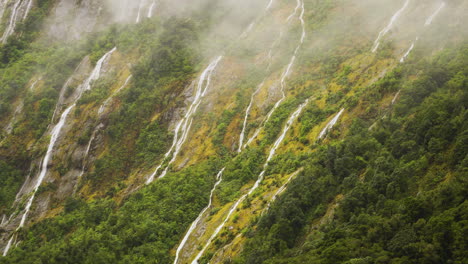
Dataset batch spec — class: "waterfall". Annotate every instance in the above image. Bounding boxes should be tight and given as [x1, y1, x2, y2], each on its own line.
[372, 0, 410, 53]
[238, 81, 264, 152]
[22, 0, 33, 20]
[4, 101, 23, 134]
[263, 168, 302, 213]
[2, 48, 116, 256]
[2, 236, 14, 257]
[399, 2, 446, 64]
[392, 90, 401, 105]
[1, 0, 23, 43]
[400, 41, 415, 63]
[244, 0, 305, 148]
[192, 100, 309, 264]
[266, 0, 275, 10]
[147, 1, 156, 18]
[136, 0, 145, 23]
[425, 2, 446, 26]
[98, 75, 132, 114]
[146, 56, 223, 183]
[173, 169, 225, 264]
[317, 108, 345, 140]
[0, 0, 8, 21]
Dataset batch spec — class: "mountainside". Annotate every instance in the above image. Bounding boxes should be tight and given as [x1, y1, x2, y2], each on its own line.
[0, 0, 466, 263]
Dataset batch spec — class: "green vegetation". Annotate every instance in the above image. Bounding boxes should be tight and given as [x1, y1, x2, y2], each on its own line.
[1, 160, 222, 264]
[239, 45, 468, 264]
[0, 1, 466, 264]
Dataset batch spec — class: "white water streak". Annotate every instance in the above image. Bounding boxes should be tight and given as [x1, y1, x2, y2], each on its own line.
[22, 0, 33, 20]
[425, 2, 446, 26]
[147, 1, 156, 18]
[0, 0, 8, 22]
[238, 81, 264, 152]
[1, 0, 23, 43]
[83, 48, 116, 92]
[136, 0, 145, 23]
[147, 56, 223, 183]
[391, 90, 401, 105]
[372, 0, 410, 53]
[99, 75, 132, 114]
[317, 108, 345, 140]
[287, 0, 301, 22]
[2, 235, 14, 256]
[245, 0, 305, 148]
[173, 169, 225, 264]
[29, 77, 40, 91]
[400, 41, 415, 63]
[5, 101, 23, 134]
[266, 0, 274, 10]
[192, 100, 309, 264]
[264, 168, 302, 212]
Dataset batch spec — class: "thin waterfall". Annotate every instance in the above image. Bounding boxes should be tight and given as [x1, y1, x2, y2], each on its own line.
[238, 81, 264, 152]
[399, 2, 446, 63]
[1, 0, 23, 43]
[147, 1, 156, 18]
[146, 56, 223, 183]
[173, 169, 225, 264]
[372, 0, 410, 53]
[244, 0, 306, 148]
[425, 2, 446, 26]
[317, 108, 345, 140]
[136, 0, 145, 23]
[99, 75, 132, 114]
[400, 41, 415, 63]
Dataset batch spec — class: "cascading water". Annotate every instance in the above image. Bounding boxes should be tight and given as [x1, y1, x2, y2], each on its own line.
[4, 101, 23, 134]
[1, 0, 22, 43]
[99, 75, 132, 114]
[266, 0, 275, 11]
[317, 108, 345, 140]
[174, 3, 282, 259]
[29, 77, 40, 91]
[399, 2, 446, 64]
[0, 0, 8, 21]
[173, 168, 225, 264]
[2, 48, 116, 256]
[73, 126, 99, 194]
[22, 0, 32, 20]
[244, 0, 306, 149]
[191, 99, 309, 264]
[261, 168, 303, 215]
[146, 56, 223, 184]
[136, 0, 145, 23]
[392, 90, 401, 105]
[400, 41, 415, 63]
[238, 81, 264, 152]
[371, 0, 410, 53]
[425, 2, 446, 26]
[75, 75, 132, 192]
[2, 235, 14, 257]
[147, 1, 156, 18]
[0, 0, 34, 43]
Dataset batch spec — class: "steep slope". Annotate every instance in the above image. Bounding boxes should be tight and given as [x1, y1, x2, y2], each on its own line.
[0, 0, 466, 263]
